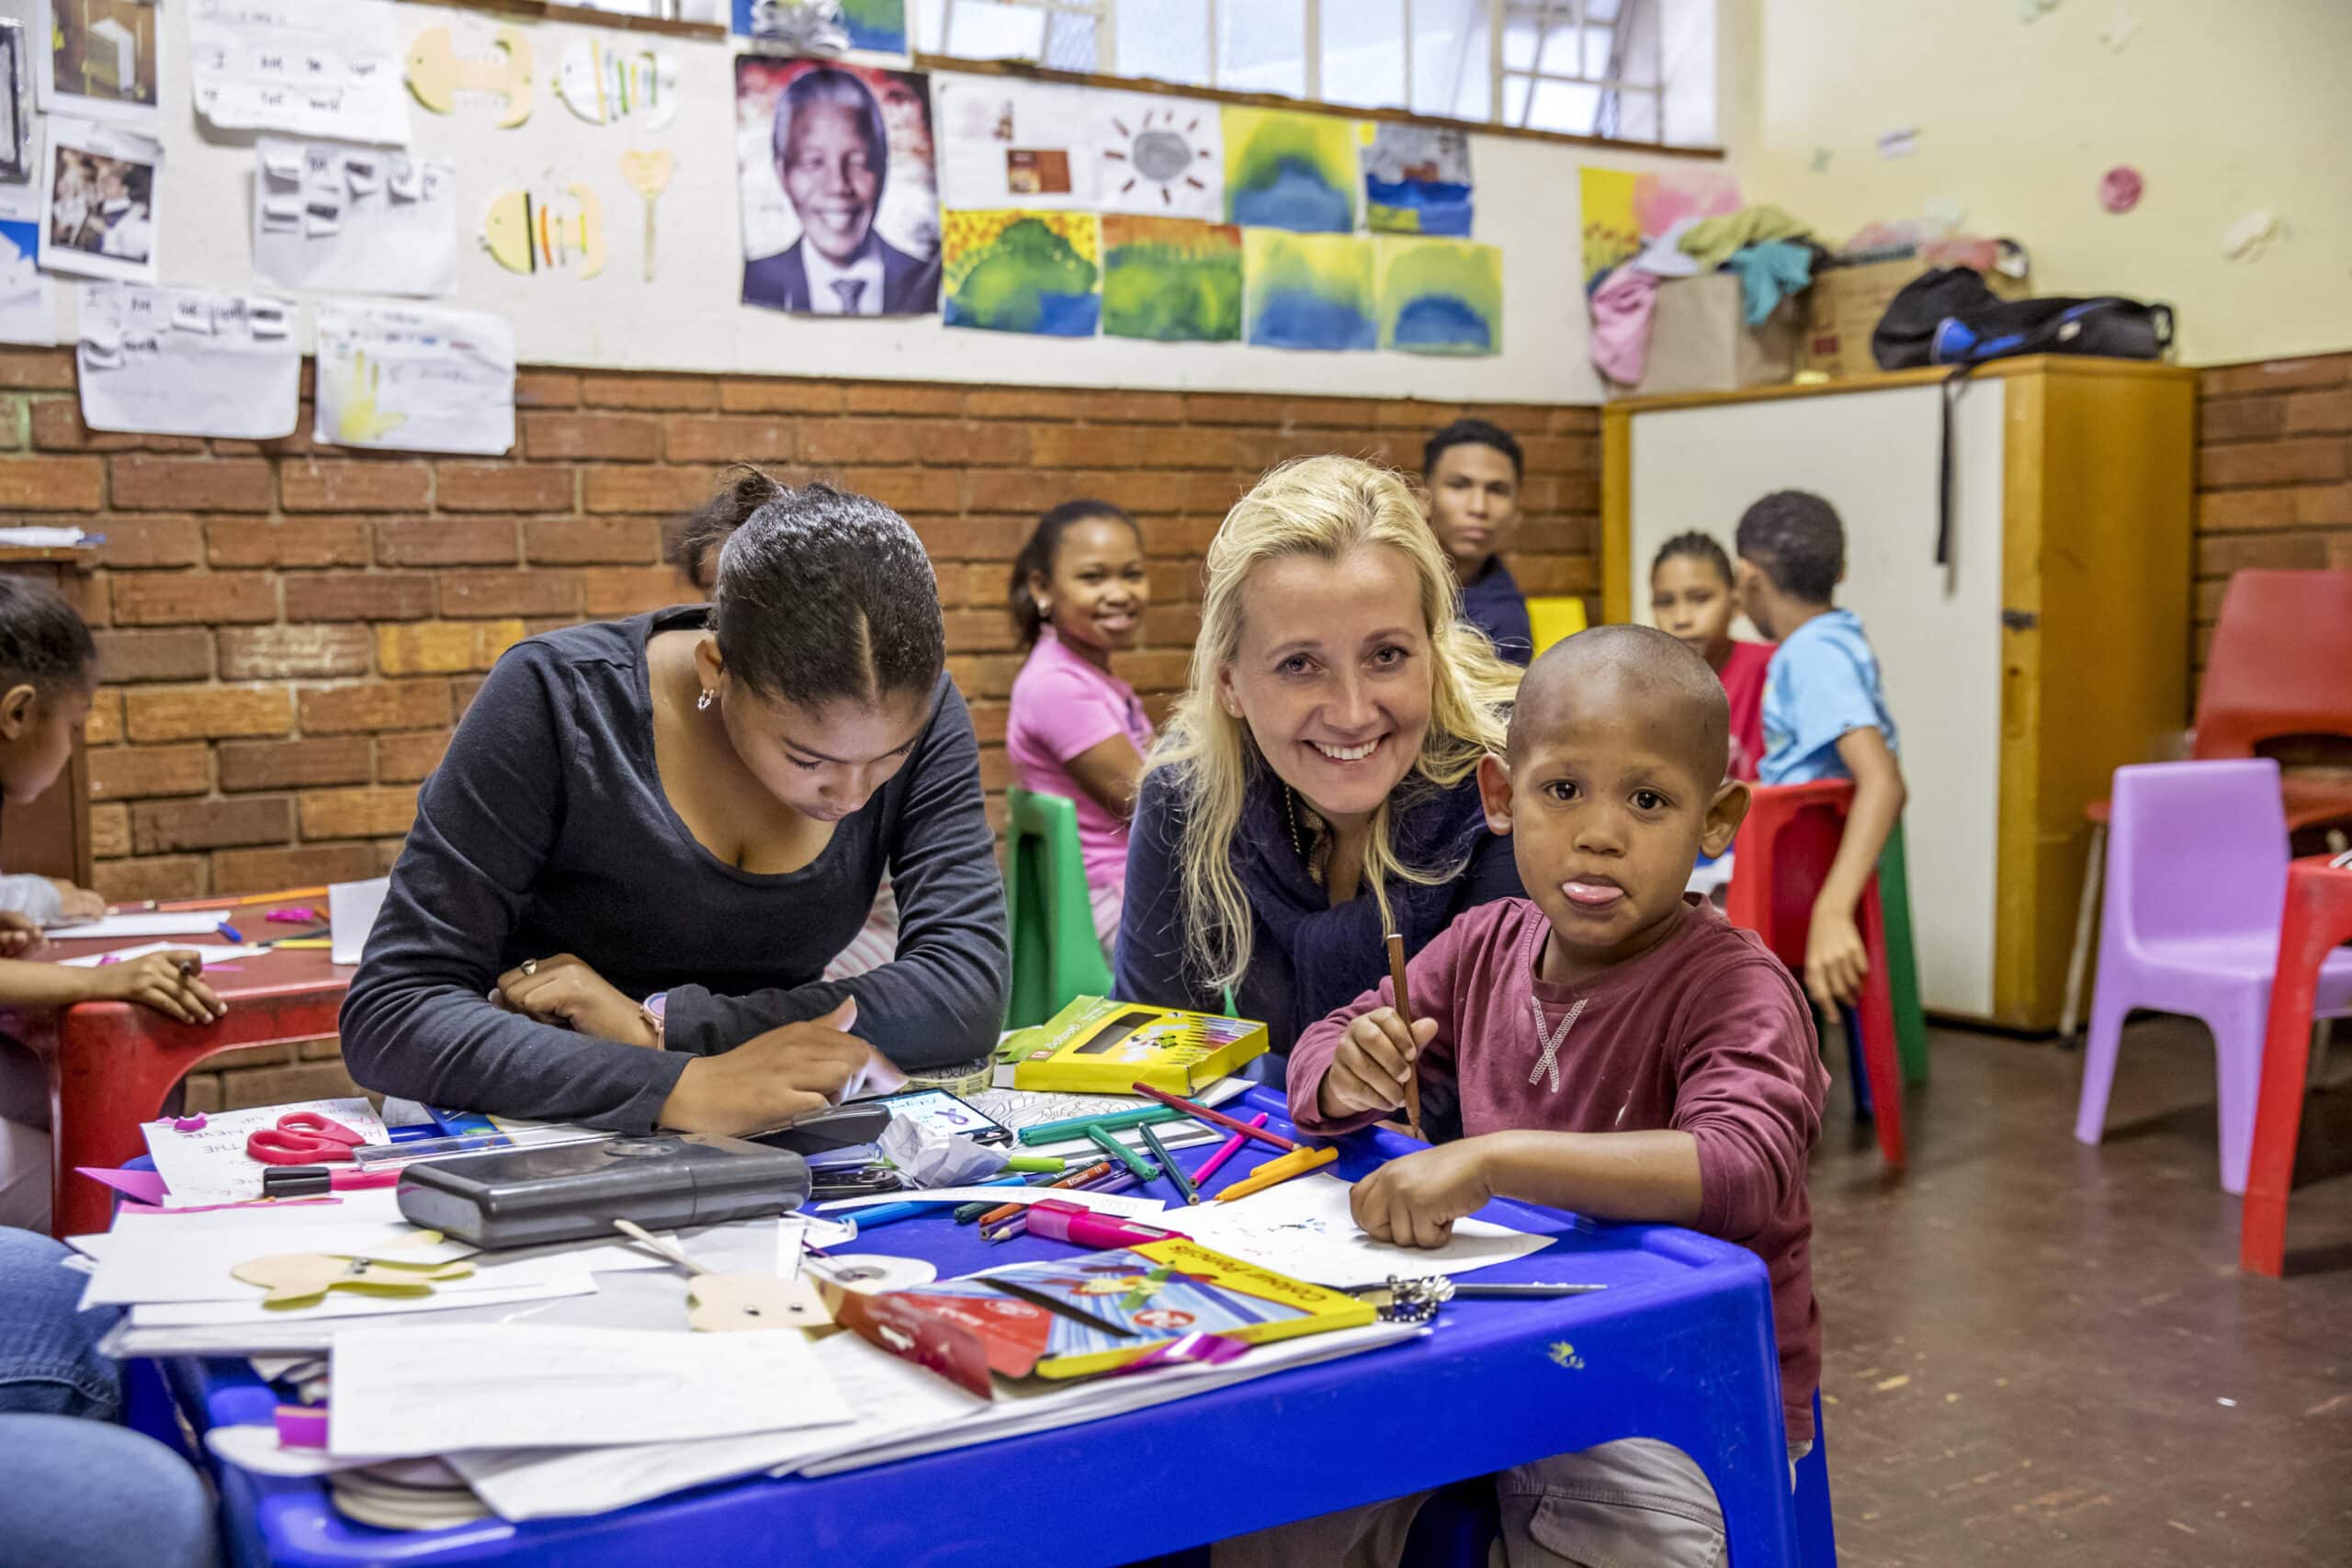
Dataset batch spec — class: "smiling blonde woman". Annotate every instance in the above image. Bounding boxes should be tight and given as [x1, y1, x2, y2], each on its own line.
[1114, 456, 1523, 1067]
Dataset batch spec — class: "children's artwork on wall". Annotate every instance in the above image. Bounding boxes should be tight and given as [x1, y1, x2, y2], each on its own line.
[1101, 215, 1239, 343]
[1222, 106, 1358, 234]
[314, 302, 515, 457]
[556, 38, 681, 131]
[1087, 89, 1222, 220]
[933, 74, 1090, 210]
[0, 217, 53, 344]
[1577, 166, 1638, 293]
[37, 116, 158, 283]
[941, 209, 1100, 337]
[405, 23, 533, 129]
[1629, 167, 1739, 242]
[737, 0, 906, 56]
[36, 0, 157, 126]
[1360, 123, 1472, 237]
[620, 149, 675, 281]
[188, 0, 408, 145]
[1243, 229, 1374, 353]
[1375, 236, 1500, 356]
[737, 56, 939, 317]
[76, 282, 298, 440]
[481, 184, 606, 278]
[252, 139, 456, 298]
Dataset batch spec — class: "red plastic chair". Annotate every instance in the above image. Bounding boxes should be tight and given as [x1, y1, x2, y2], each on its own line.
[2240, 856, 2352, 1276]
[1725, 779, 1905, 1170]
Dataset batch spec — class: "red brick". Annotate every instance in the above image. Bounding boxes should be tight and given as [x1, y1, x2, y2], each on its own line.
[965, 469, 1076, 513]
[1143, 603, 1203, 644]
[218, 736, 373, 792]
[375, 517, 519, 567]
[2197, 489, 2299, 531]
[88, 743, 210, 800]
[85, 694, 122, 745]
[284, 571, 435, 621]
[29, 399, 205, 453]
[835, 468, 964, 514]
[966, 699, 1008, 746]
[211, 844, 381, 895]
[2298, 484, 2352, 527]
[1137, 427, 1250, 470]
[90, 802, 128, 858]
[977, 745, 1012, 793]
[2283, 390, 2352, 434]
[218, 625, 374, 680]
[523, 412, 662, 461]
[280, 460, 434, 513]
[213, 1059, 367, 1109]
[1087, 391, 1187, 424]
[299, 680, 450, 735]
[91, 628, 211, 682]
[523, 517, 660, 564]
[1148, 560, 1204, 601]
[435, 463, 579, 513]
[1182, 393, 1286, 427]
[1512, 556, 1600, 595]
[1375, 398, 1461, 431]
[109, 572, 277, 626]
[2196, 532, 2331, 574]
[0, 457, 107, 510]
[438, 569, 582, 617]
[798, 419, 926, 466]
[2198, 439, 2346, 488]
[376, 621, 526, 676]
[452, 675, 489, 719]
[0, 349, 78, 389]
[2199, 355, 2351, 397]
[299, 786, 418, 840]
[579, 567, 684, 616]
[1547, 406, 1600, 434]
[718, 379, 842, 415]
[967, 389, 1083, 421]
[376, 730, 452, 784]
[911, 516, 1030, 562]
[2333, 534, 2352, 571]
[132, 795, 294, 853]
[662, 415, 797, 464]
[1114, 649, 1193, 691]
[108, 457, 272, 511]
[581, 373, 719, 411]
[945, 653, 1023, 700]
[1076, 469, 1190, 513]
[205, 517, 371, 569]
[843, 385, 965, 416]
[514, 370, 582, 408]
[1030, 425, 1141, 469]
[93, 856, 207, 903]
[124, 685, 292, 742]
[584, 468, 716, 513]
[2199, 395, 2287, 443]
[944, 608, 1019, 654]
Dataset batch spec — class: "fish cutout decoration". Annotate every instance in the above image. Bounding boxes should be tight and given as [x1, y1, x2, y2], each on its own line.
[619, 150, 676, 282]
[406, 25, 534, 129]
[481, 186, 606, 278]
[232, 1251, 476, 1311]
[556, 39, 680, 130]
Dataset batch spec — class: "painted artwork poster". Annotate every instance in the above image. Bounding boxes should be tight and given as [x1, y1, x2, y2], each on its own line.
[1578, 165, 1639, 293]
[932, 74, 1091, 210]
[1243, 229, 1373, 353]
[1222, 106, 1357, 234]
[1375, 236, 1500, 356]
[1102, 215, 1239, 343]
[1361, 123, 1472, 237]
[941, 209, 1100, 337]
[1087, 89, 1221, 220]
[736, 56, 939, 317]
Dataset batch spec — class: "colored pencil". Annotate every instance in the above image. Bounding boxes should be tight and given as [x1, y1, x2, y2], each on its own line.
[1136, 1122, 1197, 1205]
[1213, 1145, 1337, 1203]
[985, 1168, 1142, 1243]
[1386, 931, 1424, 1142]
[1193, 1112, 1269, 1186]
[1126, 1083, 1298, 1152]
[974, 1159, 1113, 1229]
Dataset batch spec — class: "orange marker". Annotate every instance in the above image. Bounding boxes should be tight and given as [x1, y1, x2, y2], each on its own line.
[1213, 1145, 1337, 1203]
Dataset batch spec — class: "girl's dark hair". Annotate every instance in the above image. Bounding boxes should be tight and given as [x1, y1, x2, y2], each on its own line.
[1006, 500, 1140, 650]
[668, 465, 784, 594]
[0, 576, 97, 694]
[710, 480, 945, 707]
[1651, 530, 1735, 588]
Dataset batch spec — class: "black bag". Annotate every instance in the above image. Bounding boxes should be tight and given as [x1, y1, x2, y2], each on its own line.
[1870, 266, 2000, 370]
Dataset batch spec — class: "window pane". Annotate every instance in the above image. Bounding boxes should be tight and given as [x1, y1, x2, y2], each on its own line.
[1321, 0, 1406, 109]
[1583, 22, 1615, 79]
[908, 0, 949, 51]
[1501, 71, 1532, 125]
[1411, 0, 1491, 120]
[942, 0, 1050, 60]
[1218, 0, 1306, 96]
[1501, 14, 1540, 71]
[1043, 11, 1099, 71]
[1113, 0, 1212, 85]
[1526, 75, 1600, 133]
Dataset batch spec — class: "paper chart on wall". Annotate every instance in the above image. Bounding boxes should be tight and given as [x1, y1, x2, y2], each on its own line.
[313, 302, 515, 457]
[251, 139, 455, 298]
[187, 0, 408, 145]
[932, 74, 1091, 211]
[77, 282, 299, 439]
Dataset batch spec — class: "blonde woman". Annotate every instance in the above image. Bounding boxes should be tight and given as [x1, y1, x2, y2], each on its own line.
[1115, 457, 1522, 1071]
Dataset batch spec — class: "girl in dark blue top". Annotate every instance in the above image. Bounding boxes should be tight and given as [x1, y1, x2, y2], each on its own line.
[340, 478, 1009, 1136]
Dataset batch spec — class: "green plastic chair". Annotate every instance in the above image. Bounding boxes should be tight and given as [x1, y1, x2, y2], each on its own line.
[1878, 820, 1930, 1084]
[1002, 787, 1114, 1030]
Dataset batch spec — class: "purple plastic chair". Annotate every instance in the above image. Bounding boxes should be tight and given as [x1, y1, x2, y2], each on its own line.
[2074, 760, 2352, 1193]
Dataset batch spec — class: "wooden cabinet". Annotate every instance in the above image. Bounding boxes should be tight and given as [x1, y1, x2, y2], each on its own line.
[1601, 357, 2196, 1031]
[0, 547, 97, 889]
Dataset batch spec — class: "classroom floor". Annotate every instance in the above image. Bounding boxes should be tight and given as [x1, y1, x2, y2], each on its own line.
[1809, 1015, 2352, 1567]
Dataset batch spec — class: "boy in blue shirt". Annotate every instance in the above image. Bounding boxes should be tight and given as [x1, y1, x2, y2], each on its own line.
[1735, 491, 1907, 1010]
[1422, 419, 1532, 663]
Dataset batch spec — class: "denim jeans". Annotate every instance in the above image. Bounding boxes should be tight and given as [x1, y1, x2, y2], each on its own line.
[0, 1226, 119, 1420]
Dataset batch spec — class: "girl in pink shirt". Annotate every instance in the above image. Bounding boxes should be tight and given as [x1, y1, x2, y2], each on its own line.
[1006, 502, 1154, 947]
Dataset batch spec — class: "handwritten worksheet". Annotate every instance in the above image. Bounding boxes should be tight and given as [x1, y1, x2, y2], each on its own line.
[77, 282, 299, 439]
[312, 302, 514, 456]
[252, 139, 455, 298]
[188, 0, 408, 144]
[1176, 1173, 1551, 1289]
[141, 1098, 390, 1207]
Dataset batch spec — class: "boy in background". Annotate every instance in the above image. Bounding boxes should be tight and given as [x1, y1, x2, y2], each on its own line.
[1422, 418, 1532, 663]
[1735, 490, 1907, 1010]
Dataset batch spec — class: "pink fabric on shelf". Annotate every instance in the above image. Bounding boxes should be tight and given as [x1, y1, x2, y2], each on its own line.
[1589, 263, 1662, 387]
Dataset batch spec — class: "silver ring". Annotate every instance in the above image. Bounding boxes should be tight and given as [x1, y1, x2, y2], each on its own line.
[521, 959, 538, 976]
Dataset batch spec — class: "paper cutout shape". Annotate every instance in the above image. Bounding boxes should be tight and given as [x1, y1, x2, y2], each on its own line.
[1244, 230, 1374, 352]
[620, 150, 675, 282]
[404, 24, 532, 128]
[1223, 106, 1358, 233]
[941, 209, 1100, 337]
[2222, 209, 2277, 262]
[1375, 236, 1501, 356]
[2099, 166, 2143, 214]
[1102, 215, 1240, 343]
[1360, 123, 1473, 237]
[556, 39, 679, 131]
[687, 1272, 831, 1333]
[232, 1250, 473, 1310]
[1087, 90, 1222, 220]
[481, 186, 605, 277]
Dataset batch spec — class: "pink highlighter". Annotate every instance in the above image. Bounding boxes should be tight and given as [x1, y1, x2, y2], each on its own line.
[1024, 1200, 1191, 1251]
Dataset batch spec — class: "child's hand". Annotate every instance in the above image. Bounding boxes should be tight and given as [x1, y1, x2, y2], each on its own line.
[0, 911, 45, 957]
[89, 952, 225, 1026]
[1804, 906, 1868, 1008]
[1351, 1142, 1494, 1249]
[1317, 1007, 1437, 1122]
[50, 881, 104, 921]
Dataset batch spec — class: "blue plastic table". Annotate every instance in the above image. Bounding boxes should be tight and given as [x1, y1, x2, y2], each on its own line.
[171, 1088, 1800, 1566]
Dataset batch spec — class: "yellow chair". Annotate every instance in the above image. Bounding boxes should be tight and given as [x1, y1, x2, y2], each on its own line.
[1525, 595, 1589, 656]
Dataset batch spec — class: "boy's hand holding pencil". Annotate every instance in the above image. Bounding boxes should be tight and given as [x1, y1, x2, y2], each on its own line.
[1317, 1007, 1437, 1122]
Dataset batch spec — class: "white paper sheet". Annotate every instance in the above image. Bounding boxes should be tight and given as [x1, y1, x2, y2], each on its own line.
[76, 282, 299, 439]
[815, 1187, 1168, 1220]
[1173, 1173, 1551, 1289]
[328, 876, 390, 965]
[0, 220, 57, 346]
[36, 117, 162, 284]
[1084, 88, 1225, 220]
[188, 0, 407, 144]
[252, 140, 454, 297]
[57, 942, 275, 969]
[74, 1222, 480, 1306]
[933, 74, 1093, 210]
[207, 1424, 410, 1477]
[330, 1325, 856, 1456]
[313, 303, 514, 456]
[140, 1098, 390, 1208]
[48, 911, 237, 939]
[127, 1278, 595, 1333]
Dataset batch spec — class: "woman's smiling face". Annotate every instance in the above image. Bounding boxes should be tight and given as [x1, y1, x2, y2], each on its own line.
[1216, 545, 1434, 826]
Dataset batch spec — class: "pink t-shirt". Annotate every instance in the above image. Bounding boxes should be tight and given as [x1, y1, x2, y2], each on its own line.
[1006, 627, 1154, 894]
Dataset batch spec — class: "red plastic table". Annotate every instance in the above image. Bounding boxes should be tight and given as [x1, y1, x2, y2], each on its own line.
[0, 935, 353, 1237]
[2240, 857, 2352, 1277]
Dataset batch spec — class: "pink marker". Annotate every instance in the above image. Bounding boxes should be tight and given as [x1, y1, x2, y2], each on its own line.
[1024, 1200, 1191, 1251]
[1193, 1112, 1270, 1186]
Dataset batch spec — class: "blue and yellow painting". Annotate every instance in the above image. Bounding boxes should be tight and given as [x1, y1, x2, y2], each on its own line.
[1375, 237, 1501, 356]
[942, 209, 1102, 336]
[733, 0, 906, 54]
[1361, 123, 1474, 237]
[1245, 230, 1374, 353]
[1222, 107, 1359, 233]
[1102, 216, 1242, 343]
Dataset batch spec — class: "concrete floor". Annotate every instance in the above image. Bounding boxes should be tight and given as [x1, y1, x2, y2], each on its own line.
[1809, 1015, 2352, 1566]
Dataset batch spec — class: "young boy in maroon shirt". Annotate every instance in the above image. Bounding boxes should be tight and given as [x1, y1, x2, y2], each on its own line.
[1274, 624, 1826, 1566]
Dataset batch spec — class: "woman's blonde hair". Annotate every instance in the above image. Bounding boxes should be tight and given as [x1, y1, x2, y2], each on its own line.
[1144, 455, 1520, 997]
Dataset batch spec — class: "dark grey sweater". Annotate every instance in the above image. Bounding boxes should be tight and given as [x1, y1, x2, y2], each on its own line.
[338, 606, 1009, 1131]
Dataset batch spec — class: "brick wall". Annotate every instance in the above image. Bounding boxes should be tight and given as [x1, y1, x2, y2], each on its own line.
[0, 346, 1600, 1110]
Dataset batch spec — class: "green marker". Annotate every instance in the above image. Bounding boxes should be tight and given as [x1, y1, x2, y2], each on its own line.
[1017, 1105, 1184, 1145]
[1085, 1122, 1159, 1182]
[1002, 1155, 1067, 1174]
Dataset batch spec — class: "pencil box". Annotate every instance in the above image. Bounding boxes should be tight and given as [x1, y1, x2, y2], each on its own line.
[396, 1133, 810, 1248]
[1007, 998, 1269, 1095]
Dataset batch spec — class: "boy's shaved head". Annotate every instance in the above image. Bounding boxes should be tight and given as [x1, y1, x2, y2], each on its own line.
[1508, 624, 1729, 785]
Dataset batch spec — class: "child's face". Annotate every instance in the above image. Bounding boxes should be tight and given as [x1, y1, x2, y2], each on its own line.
[0, 682, 92, 806]
[1650, 556, 1738, 661]
[1478, 679, 1747, 979]
[1034, 516, 1148, 658]
[1734, 558, 1784, 640]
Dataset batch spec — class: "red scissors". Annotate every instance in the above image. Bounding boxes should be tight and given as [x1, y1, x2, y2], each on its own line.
[245, 1111, 366, 1166]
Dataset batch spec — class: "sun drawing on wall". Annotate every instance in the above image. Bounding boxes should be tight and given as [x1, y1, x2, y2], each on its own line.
[1096, 102, 1216, 210]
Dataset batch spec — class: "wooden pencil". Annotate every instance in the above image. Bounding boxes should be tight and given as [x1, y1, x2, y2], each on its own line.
[1386, 931, 1424, 1142]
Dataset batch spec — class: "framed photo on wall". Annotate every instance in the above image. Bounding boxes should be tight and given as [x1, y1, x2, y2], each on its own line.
[0, 22, 29, 183]
[35, 0, 161, 128]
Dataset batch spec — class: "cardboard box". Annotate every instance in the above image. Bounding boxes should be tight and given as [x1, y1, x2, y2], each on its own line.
[1612, 272, 1796, 400]
[1799, 254, 2029, 378]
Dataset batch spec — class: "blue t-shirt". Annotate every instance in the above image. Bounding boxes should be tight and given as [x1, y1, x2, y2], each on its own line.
[1459, 555, 1533, 665]
[1759, 608, 1899, 784]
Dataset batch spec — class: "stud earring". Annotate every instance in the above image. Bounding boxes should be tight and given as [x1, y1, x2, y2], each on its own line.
[696, 688, 715, 711]
[1035, 597, 1051, 617]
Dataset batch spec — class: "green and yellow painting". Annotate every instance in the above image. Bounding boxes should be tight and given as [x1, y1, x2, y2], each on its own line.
[1222, 106, 1359, 233]
[942, 210, 1102, 336]
[1101, 216, 1242, 343]
[1244, 230, 1374, 353]
[1376, 237, 1502, 356]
